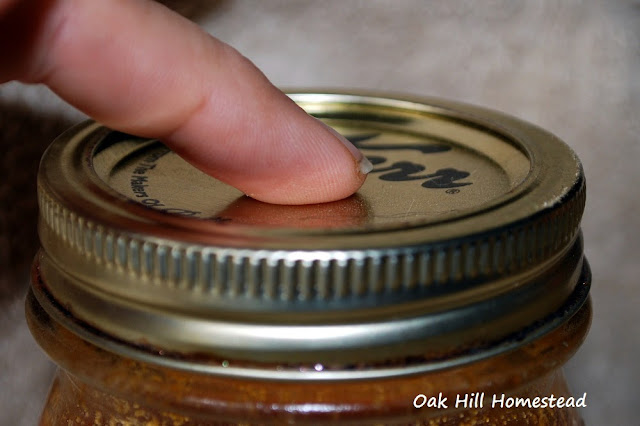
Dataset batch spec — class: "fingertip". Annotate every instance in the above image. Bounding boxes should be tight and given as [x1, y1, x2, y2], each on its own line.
[246, 171, 368, 205]
[244, 144, 370, 205]
[243, 119, 371, 205]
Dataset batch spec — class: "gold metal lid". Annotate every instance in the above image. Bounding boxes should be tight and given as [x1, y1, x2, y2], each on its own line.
[34, 92, 589, 379]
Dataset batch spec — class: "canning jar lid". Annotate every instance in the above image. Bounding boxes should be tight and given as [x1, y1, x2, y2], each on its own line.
[34, 92, 589, 380]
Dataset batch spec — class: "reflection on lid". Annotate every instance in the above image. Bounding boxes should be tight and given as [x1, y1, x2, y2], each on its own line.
[209, 194, 370, 229]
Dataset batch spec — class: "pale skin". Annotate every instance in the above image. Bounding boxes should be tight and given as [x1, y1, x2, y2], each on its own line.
[0, 0, 371, 205]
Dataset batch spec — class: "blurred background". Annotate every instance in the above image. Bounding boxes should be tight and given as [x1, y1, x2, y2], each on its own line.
[1, 1, 638, 424]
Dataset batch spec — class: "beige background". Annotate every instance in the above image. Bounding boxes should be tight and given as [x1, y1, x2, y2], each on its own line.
[1, 1, 638, 424]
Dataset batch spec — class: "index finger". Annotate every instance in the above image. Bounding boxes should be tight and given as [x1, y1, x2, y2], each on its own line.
[0, 0, 372, 205]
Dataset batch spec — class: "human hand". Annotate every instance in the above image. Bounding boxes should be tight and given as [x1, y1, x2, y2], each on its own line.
[0, 0, 372, 205]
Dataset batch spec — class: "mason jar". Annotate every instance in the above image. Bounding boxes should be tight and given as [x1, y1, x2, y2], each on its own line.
[27, 92, 590, 425]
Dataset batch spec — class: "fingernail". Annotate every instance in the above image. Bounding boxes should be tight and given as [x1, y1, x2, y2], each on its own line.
[359, 154, 374, 174]
[317, 119, 373, 175]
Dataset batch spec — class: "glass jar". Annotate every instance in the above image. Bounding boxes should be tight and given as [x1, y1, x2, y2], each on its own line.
[27, 92, 590, 425]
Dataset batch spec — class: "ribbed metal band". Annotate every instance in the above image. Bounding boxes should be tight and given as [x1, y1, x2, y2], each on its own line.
[37, 180, 585, 303]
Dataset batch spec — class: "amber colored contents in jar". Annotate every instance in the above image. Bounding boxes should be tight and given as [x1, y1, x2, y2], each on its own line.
[27, 267, 590, 426]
